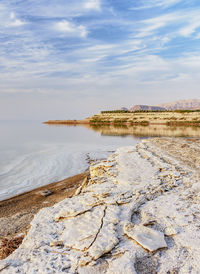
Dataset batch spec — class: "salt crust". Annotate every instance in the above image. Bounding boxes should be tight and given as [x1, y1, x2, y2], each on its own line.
[1, 138, 200, 273]
[124, 223, 167, 252]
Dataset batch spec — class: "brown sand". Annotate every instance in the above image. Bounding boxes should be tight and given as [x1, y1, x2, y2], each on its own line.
[0, 171, 89, 238]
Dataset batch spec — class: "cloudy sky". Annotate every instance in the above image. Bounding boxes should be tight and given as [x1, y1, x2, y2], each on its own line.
[0, 0, 200, 120]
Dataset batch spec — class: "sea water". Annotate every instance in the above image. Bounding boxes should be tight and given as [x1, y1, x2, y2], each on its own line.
[0, 120, 141, 201]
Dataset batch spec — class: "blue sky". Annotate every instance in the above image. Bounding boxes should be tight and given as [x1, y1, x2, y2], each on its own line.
[0, 0, 200, 120]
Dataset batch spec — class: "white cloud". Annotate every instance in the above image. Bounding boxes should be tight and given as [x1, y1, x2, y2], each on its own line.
[135, 13, 175, 38]
[9, 12, 25, 27]
[54, 20, 87, 37]
[196, 33, 200, 39]
[152, 0, 182, 8]
[10, 18, 24, 27]
[78, 25, 88, 37]
[1, 0, 200, 120]
[131, 0, 182, 10]
[55, 21, 74, 32]
[179, 21, 200, 37]
[84, 0, 101, 11]
[10, 12, 15, 20]
[0, 8, 25, 28]
[135, 10, 200, 40]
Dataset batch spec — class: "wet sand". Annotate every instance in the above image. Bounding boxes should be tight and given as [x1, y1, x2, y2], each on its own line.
[0, 171, 89, 238]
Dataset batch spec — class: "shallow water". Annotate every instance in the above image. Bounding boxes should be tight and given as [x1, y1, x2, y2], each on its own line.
[1, 121, 200, 201]
[0, 121, 141, 201]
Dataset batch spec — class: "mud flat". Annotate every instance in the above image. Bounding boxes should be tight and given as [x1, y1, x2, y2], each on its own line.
[1, 138, 200, 273]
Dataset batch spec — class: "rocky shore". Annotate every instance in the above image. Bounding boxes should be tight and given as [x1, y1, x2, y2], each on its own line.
[1, 137, 200, 273]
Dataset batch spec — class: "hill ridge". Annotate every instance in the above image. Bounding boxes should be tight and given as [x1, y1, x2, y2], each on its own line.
[129, 99, 200, 111]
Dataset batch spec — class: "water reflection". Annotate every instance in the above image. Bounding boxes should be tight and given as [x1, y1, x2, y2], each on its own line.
[79, 124, 200, 138]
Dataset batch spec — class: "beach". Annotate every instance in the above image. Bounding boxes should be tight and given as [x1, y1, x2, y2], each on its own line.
[0, 171, 89, 239]
[1, 137, 200, 273]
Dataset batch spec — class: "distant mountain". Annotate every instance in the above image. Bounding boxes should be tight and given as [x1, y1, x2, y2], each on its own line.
[130, 105, 166, 111]
[128, 99, 200, 112]
[158, 99, 200, 110]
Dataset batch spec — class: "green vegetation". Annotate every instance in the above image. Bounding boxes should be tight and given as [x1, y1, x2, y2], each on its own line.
[89, 117, 111, 125]
[174, 109, 200, 113]
[113, 118, 129, 124]
[130, 121, 150, 126]
[90, 124, 110, 130]
[101, 110, 130, 114]
[101, 109, 200, 114]
[113, 124, 128, 128]
[166, 121, 200, 126]
[131, 110, 167, 113]
[90, 109, 200, 128]
[136, 121, 149, 125]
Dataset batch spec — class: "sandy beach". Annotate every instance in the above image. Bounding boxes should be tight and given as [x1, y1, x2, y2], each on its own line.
[1, 137, 200, 273]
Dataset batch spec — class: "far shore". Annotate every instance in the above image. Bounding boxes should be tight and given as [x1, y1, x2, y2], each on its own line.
[44, 120, 200, 127]
[44, 110, 200, 127]
[43, 119, 90, 125]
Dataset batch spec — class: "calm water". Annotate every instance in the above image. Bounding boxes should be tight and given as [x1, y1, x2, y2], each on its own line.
[0, 121, 141, 201]
[1, 121, 200, 201]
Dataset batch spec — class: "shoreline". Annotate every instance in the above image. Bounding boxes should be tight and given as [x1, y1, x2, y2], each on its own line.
[44, 119, 200, 126]
[43, 110, 200, 127]
[1, 137, 200, 272]
[43, 119, 90, 125]
[0, 171, 89, 238]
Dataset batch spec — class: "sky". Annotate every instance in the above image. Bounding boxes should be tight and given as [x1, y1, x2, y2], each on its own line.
[0, 0, 200, 120]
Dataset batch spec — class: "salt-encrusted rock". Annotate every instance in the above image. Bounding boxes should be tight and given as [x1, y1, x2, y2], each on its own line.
[0, 262, 9, 271]
[60, 206, 107, 251]
[107, 252, 137, 274]
[54, 195, 100, 221]
[191, 182, 200, 193]
[141, 211, 156, 226]
[164, 226, 177, 236]
[2, 138, 200, 273]
[90, 162, 113, 178]
[78, 260, 109, 274]
[124, 223, 167, 252]
[75, 177, 88, 196]
[86, 205, 119, 260]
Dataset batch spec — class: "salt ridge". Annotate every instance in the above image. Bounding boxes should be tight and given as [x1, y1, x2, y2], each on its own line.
[1, 138, 200, 273]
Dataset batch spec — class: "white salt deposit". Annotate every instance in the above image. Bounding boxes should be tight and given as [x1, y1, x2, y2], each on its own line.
[1, 138, 200, 273]
[124, 223, 167, 252]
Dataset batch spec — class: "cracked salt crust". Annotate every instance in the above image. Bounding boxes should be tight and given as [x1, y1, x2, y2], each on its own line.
[1, 137, 200, 273]
[124, 223, 167, 252]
